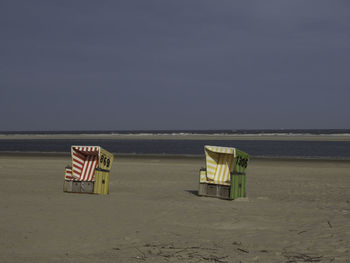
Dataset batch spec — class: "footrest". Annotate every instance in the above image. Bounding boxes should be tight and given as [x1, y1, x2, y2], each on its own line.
[63, 181, 94, 194]
[198, 182, 231, 200]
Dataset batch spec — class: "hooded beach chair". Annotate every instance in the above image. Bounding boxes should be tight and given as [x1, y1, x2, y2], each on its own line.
[199, 145, 249, 200]
[63, 146, 114, 194]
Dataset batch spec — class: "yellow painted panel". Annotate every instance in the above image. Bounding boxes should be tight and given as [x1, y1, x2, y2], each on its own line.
[93, 170, 101, 194]
[99, 172, 109, 195]
[102, 173, 110, 195]
[93, 169, 110, 195]
[98, 147, 114, 171]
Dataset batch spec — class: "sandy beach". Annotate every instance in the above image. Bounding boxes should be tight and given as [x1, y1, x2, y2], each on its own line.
[0, 154, 349, 263]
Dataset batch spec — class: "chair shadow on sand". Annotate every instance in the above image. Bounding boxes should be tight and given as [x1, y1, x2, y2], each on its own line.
[185, 190, 199, 196]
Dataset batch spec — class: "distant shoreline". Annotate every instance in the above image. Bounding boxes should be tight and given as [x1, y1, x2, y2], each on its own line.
[1, 133, 350, 141]
[1, 151, 349, 162]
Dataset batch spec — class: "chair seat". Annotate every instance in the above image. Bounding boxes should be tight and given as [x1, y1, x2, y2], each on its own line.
[207, 180, 231, 186]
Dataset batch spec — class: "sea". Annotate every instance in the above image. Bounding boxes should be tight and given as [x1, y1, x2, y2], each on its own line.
[1, 129, 350, 159]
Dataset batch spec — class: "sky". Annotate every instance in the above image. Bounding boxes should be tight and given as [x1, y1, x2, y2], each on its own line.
[1, 0, 350, 131]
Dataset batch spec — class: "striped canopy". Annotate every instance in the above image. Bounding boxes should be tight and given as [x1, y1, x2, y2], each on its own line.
[204, 145, 236, 155]
[204, 145, 236, 185]
[71, 146, 100, 181]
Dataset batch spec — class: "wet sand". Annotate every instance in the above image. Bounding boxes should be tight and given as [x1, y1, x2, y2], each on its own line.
[0, 155, 349, 262]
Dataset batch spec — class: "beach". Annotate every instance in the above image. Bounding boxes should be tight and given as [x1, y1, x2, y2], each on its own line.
[0, 154, 349, 262]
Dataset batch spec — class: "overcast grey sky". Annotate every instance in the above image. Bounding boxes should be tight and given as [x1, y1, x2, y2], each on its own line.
[1, 1, 349, 131]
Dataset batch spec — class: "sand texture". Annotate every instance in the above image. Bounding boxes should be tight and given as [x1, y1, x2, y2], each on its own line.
[0, 155, 349, 262]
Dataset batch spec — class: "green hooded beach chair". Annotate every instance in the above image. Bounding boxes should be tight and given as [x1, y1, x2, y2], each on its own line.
[199, 145, 249, 200]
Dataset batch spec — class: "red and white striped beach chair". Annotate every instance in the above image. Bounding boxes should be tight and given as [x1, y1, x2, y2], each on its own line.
[63, 146, 114, 194]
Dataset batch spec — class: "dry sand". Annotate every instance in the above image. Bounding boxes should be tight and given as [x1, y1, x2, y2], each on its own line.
[0, 154, 349, 262]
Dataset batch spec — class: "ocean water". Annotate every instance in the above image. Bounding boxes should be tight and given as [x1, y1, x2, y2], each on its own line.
[1, 129, 350, 135]
[1, 139, 350, 159]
